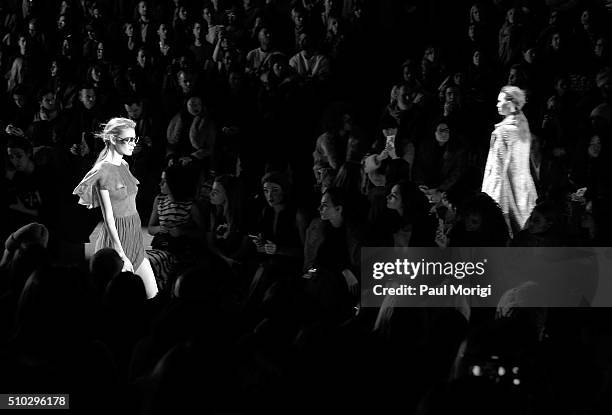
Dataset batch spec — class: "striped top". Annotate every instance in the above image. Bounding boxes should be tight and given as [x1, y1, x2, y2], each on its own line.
[157, 195, 193, 230]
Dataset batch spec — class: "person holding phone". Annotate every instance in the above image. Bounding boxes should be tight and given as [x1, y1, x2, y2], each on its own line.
[251, 171, 306, 261]
[303, 187, 362, 300]
[245, 171, 307, 309]
[73, 117, 158, 298]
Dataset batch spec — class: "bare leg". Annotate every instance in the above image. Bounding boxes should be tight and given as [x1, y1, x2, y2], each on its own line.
[135, 257, 159, 299]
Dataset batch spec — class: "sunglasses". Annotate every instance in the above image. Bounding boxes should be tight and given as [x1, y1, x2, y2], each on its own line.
[117, 136, 140, 145]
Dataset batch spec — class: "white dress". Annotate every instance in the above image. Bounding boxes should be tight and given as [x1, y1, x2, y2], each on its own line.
[481, 113, 538, 237]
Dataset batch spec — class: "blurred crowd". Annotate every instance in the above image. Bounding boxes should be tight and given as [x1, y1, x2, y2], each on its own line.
[1, 0, 612, 414]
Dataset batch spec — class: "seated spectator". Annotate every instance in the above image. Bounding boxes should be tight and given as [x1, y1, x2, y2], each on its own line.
[124, 96, 164, 216]
[289, 33, 331, 83]
[245, 27, 280, 76]
[246, 171, 307, 312]
[267, 53, 298, 92]
[464, 49, 495, 109]
[3, 137, 59, 234]
[591, 36, 611, 72]
[82, 24, 101, 63]
[511, 201, 568, 246]
[154, 23, 175, 71]
[540, 30, 571, 78]
[147, 165, 204, 291]
[202, 3, 224, 45]
[498, 7, 523, 69]
[221, 6, 247, 48]
[322, 14, 346, 62]
[166, 95, 217, 166]
[413, 119, 467, 199]
[189, 20, 214, 72]
[57, 35, 78, 70]
[312, 103, 363, 188]
[207, 174, 249, 269]
[64, 84, 108, 177]
[172, 3, 192, 47]
[242, 0, 262, 42]
[303, 187, 362, 302]
[251, 171, 306, 262]
[53, 13, 72, 55]
[213, 48, 240, 82]
[135, 0, 156, 48]
[420, 45, 446, 93]
[121, 21, 141, 64]
[31, 88, 60, 127]
[440, 84, 469, 132]
[161, 66, 197, 119]
[529, 130, 570, 200]
[385, 180, 436, 247]
[379, 81, 427, 158]
[467, 2, 496, 52]
[570, 106, 611, 190]
[289, 5, 309, 53]
[46, 58, 78, 111]
[6, 33, 38, 93]
[446, 192, 509, 247]
[363, 155, 411, 245]
[86, 64, 118, 110]
[3, 85, 35, 138]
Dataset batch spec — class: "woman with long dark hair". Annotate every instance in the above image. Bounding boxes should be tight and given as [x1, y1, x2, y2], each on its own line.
[73, 117, 158, 298]
[147, 164, 204, 291]
[385, 180, 436, 247]
[207, 174, 248, 268]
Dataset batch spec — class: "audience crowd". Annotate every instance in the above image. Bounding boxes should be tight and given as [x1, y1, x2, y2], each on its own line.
[1, 0, 612, 413]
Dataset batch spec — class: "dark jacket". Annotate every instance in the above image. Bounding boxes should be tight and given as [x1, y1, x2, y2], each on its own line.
[303, 218, 362, 274]
[413, 138, 467, 192]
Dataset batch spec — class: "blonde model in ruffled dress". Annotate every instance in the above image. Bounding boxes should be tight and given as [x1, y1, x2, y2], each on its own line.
[73, 117, 158, 298]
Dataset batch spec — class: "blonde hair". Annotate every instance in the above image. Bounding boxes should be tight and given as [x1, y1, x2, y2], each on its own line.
[93, 117, 137, 166]
[501, 85, 527, 111]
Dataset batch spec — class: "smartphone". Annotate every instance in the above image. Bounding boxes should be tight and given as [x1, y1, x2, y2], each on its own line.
[385, 134, 395, 148]
[385, 135, 397, 158]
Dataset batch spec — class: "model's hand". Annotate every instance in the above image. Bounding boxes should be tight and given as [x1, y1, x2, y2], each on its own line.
[120, 253, 134, 273]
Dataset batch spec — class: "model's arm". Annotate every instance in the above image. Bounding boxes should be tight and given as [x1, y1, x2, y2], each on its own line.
[99, 187, 133, 271]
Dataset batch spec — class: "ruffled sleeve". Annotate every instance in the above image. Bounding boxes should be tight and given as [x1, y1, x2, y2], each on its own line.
[73, 167, 102, 209]
[73, 163, 121, 209]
